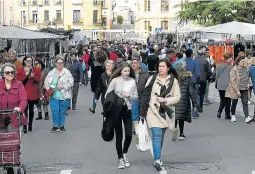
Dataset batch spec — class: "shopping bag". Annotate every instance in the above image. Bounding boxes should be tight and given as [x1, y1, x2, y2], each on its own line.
[136, 118, 151, 152]
[82, 61, 86, 71]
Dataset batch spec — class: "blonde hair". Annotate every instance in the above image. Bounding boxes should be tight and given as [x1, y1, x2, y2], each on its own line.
[249, 57, 255, 66]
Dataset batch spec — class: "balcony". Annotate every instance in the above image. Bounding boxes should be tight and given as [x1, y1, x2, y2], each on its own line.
[72, 0, 82, 5]
[55, 0, 62, 5]
[73, 19, 83, 25]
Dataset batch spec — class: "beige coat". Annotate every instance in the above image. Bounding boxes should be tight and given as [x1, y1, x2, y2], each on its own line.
[225, 66, 240, 99]
[146, 75, 181, 130]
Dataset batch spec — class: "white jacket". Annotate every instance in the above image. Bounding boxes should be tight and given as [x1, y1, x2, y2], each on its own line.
[44, 68, 74, 100]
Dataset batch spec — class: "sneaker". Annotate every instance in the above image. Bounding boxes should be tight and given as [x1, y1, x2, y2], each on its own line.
[217, 112, 221, 119]
[248, 100, 251, 105]
[172, 128, 178, 141]
[179, 134, 186, 140]
[50, 127, 59, 133]
[89, 108, 95, 114]
[123, 154, 130, 167]
[118, 158, 125, 169]
[59, 126, 66, 132]
[245, 116, 253, 123]
[231, 115, 236, 122]
[153, 160, 163, 171]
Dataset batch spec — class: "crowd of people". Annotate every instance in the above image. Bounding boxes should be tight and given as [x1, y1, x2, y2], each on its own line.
[0, 41, 255, 173]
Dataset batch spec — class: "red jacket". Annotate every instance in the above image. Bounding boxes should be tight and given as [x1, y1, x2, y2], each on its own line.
[109, 51, 119, 62]
[16, 67, 41, 101]
[0, 80, 28, 128]
[82, 54, 90, 69]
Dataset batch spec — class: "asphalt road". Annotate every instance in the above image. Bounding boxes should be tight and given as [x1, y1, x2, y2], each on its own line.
[19, 84, 255, 174]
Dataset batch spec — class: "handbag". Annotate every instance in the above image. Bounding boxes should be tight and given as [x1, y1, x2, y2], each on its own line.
[45, 75, 61, 102]
[215, 64, 229, 89]
[82, 61, 86, 71]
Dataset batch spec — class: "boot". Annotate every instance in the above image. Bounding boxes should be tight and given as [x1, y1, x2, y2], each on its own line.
[36, 112, 42, 120]
[23, 125, 27, 134]
[44, 112, 49, 120]
[28, 124, 32, 132]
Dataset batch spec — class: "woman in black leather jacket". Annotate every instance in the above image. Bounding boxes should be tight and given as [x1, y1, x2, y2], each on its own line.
[89, 60, 115, 113]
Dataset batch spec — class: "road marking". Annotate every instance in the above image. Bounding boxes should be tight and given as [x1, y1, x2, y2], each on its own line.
[252, 170, 255, 174]
[160, 167, 167, 174]
[60, 170, 72, 174]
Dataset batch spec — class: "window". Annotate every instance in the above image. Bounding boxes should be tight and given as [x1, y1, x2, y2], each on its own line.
[55, 0, 62, 4]
[144, 21, 150, 30]
[44, 10, 49, 22]
[21, 0, 26, 6]
[93, 0, 100, 5]
[56, 10, 61, 20]
[161, 20, 168, 30]
[144, 0, 151, 12]
[93, 10, 98, 23]
[161, 0, 169, 12]
[32, 0, 37, 5]
[32, 11, 38, 23]
[22, 11, 26, 24]
[73, 10, 81, 23]
[44, 0, 49, 5]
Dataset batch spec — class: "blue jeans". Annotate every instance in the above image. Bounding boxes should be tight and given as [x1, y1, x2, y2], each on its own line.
[131, 100, 139, 123]
[92, 95, 98, 111]
[151, 128, 166, 160]
[50, 98, 70, 127]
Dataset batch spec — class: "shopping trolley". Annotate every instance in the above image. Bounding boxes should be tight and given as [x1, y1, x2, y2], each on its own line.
[0, 110, 27, 174]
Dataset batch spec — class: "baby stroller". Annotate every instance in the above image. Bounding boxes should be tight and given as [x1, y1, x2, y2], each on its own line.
[0, 110, 27, 174]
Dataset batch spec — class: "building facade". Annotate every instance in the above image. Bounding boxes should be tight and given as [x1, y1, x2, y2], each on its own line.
[13, 0, 104, 30]
[112, 0, 134, 25]
[102, 0, 113, 30]
[0, 0, 15, 25]
[134, 0, 186, 33]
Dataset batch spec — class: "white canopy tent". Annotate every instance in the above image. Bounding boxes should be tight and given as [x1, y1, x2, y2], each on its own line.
[0, 25, 65, 39]
[201, 21, 255, 35]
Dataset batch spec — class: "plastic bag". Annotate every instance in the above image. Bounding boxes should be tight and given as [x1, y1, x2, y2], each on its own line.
[136, 118, 151, 152]
[82, 61, 86, 71]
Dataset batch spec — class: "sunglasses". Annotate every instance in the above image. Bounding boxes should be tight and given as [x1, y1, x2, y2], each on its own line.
[4, 71, 15, 75]
[56, 62, 64, 64]
[26, 60, 32, 63]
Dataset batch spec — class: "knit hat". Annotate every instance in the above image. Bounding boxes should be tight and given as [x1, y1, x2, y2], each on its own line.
[175, 61, 186, 72]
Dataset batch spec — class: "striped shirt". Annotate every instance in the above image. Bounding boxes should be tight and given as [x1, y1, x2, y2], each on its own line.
[238, 67, 249, 90]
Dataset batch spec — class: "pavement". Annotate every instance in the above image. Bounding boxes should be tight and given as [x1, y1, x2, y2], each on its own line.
[19, 83, 255, 174]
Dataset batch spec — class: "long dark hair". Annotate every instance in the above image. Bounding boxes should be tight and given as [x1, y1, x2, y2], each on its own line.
[109, 61, 135, 82]
[156, 58, 178, 80]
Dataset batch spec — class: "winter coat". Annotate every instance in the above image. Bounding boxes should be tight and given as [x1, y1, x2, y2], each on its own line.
[90, 61, 105, 92]
[44, 68, 74, 100]
[16, 67, 41, 101]
[147, 53, 159, 72]
[195, 56, 212, 82]
[225, 66, 240, 99]
[94, 72, 110, 105]
[136, 70, 150, 98]
[65, 60, 83, 82]
[0, 80, 28, 128]
[81, 54, 90, 70]
[215, 63, 233, 91]
[140, 74, 180, 130]
[175, 71, 195, 123]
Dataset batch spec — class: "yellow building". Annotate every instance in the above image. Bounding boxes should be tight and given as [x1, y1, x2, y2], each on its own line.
[14, 0, 103, 30]
[134, 0, 185, 35]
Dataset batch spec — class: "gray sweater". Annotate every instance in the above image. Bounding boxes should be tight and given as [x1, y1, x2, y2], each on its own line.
[105, 76, 138, 110]
[216, 63, 233, 90]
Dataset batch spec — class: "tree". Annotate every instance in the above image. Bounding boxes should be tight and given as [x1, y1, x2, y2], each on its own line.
[117, 15, 124, 25]
[175, 1, 255, 27]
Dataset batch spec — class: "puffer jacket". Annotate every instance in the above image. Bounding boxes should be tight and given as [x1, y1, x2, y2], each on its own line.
[175, 71, 196, 123]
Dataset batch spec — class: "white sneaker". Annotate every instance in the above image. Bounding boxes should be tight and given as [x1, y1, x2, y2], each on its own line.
[231, 115, 236, 122]
[118, 158, 125, 169]
[248, 100, 251, 105]
[153, 159, 164, 171]
[123, 154, 130, 167]
[245, 116, 253, 123]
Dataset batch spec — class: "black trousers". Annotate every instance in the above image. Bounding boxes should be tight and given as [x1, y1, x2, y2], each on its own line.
[218, 90, 231, 117]
[231, 90, 249, 118]
[175, 120, 184, 135]
[72, 82, 80, 108]
[199, 81, 207, 108]
[114, 106, 132, 159]
[25, 99, 39, 127]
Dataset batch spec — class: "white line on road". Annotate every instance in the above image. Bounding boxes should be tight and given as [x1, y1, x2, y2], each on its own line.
[60, 170, 72, 174]
[160, 167, 167, 174]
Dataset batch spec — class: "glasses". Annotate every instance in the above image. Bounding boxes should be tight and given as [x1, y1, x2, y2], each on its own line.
[56, 62, 64, 64]
[4, 71, 15, 75]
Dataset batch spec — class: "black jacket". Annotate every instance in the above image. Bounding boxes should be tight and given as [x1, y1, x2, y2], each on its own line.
[175, 71, 196, 123]
[195, 56, 212, 83]
[103, 91, 125, 127]
[90, 61, 105, 92]
[147, 54, 159, 72]
[136, 70, 150, 98]
[94, 72, 110, 105]
[65, 60, 83, 82]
